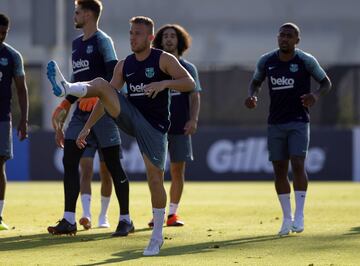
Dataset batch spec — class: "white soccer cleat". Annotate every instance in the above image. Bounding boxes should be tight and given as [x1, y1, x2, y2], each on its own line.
[47, 60, 69, 97]
[291, 218, 304, 233]
[143, 238, 164, 256]
[98, 215, 110, 228]
[278, 218, 293, 236]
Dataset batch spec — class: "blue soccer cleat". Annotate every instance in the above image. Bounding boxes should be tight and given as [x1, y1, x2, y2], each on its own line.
[47, 60, 69, 97]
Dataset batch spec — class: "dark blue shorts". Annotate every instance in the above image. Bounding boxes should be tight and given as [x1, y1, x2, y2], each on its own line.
[267, 122, 310, 161]
[168, 134, 193, 162]
[114, 93, 167, 170]
[0, 121, 12, 160]
[65, 112, 121, 149]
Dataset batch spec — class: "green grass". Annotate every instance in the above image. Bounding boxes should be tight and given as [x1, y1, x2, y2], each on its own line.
[0, 181, 359, 265]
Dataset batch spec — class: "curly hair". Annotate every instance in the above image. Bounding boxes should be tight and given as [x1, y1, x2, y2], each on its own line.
[153, 24, 192, 56]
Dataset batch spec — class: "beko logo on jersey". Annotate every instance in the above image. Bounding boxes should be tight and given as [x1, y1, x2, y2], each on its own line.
[270, 76, 294, 90]
[129, 83, 146, 96]
[72, 59, 90, 74]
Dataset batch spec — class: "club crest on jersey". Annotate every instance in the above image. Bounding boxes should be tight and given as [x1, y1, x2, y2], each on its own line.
[289, 64, 298, 73]
[145, 67, 155, 78]
[0, 58, 8, 66]
[86, 45, 94, 54]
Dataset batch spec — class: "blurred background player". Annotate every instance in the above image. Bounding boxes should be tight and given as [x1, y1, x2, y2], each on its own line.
[151, 24, 202, 227]
[48, 0, 133, 237]
[0, 13, 29, 230]
[46, 16, 195, 255]
[245, 23, 331, 236]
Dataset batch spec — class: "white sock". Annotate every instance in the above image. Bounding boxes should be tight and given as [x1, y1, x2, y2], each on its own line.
[67, 82, 88, 97]
[152, 208, 165, 241]
[278, 193, 292, 220]
[81, 194, 91, 219]
[294, 191, 306, 221]
[63, 212, 76, 224]
[0, 200, 4, 217]
[99, 196, 110, 218]
[120, 214, 131, 223]
[168, 202, 178, 216]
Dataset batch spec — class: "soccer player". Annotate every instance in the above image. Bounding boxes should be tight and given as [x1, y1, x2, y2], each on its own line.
[0, 13, 29, 230]
[47, 16, 195, 255]
[150, 24, 202, 227]
[244, 23, 331, 236]
[47, 0, 134, 237]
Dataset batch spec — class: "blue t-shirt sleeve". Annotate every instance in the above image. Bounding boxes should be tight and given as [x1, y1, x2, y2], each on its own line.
[10, 48, 25, 77]
[301, 52, 327, 82]
[252, 55, 267, 82]
[186, 63, 202, 92]
[97, 34, 118, 63]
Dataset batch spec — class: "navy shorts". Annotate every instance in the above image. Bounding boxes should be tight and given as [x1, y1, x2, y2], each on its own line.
[65, 112, 121, 149]
[267, 122, 310, 161]
[168, 134, 193, 162]
[0, 121, 12, 160]
[114, 93, 167, 170]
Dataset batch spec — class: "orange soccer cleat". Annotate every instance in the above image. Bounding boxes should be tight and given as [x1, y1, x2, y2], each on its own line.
[166, 214, 184, 226]
[79, 217, 91, 230]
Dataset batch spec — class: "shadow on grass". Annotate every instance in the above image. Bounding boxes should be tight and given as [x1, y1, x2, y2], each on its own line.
[344, 226, 360, 235]
[79, 234, 281, 266]
[0, 226, 152, 252]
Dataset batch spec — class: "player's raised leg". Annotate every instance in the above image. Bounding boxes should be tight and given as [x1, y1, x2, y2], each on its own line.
[46, 60, 120, 118]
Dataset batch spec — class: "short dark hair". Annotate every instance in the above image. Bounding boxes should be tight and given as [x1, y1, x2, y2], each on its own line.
[75, 0, 102, 20]
[129, 16, 154, 35]
[153, 24, 192, 56]
[279, 22, 300, 36]
[0, 13, 10, 27]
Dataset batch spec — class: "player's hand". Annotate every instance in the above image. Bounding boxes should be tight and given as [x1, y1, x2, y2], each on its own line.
[244, 96, 258, 109]
[76, 127, 90, 149]
[300, 93, 318, 108]
[78, 97, 99, 112]
[52, 99, 71, 131]
[55, 128, 65, 148]
[184, 119, 198, 135]
[17, 119, 28, 141]
[144, 81, 167, 99]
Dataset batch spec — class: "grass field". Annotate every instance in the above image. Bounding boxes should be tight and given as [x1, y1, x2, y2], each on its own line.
[0, 181, 359, 266]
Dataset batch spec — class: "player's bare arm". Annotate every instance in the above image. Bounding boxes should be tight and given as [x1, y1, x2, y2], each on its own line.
[301, 75, 332, 108]
[109, 59, 125, 90]
[245, 79, 262, 109]
[13, 75, 29, 140]
[144, 52, 195, 99]
[184, 91, 200, 135]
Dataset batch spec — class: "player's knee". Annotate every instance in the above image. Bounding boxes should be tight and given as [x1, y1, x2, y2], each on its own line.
[147, 175, 163, 188]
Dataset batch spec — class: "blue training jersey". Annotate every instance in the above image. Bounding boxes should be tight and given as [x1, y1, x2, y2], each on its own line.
[69, 30, 118, 117]
[169, 58, 202, 135]
[253, 48, 327, 124]
[0, 43, 25, 122]
[123, 48, 172, 133]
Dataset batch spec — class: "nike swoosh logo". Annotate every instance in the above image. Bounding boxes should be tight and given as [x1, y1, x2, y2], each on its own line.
[120, 179, 127, 184]
[268, 66, 276, 70]
[126, 72, 135, 77]
[72, 50, 77, 54]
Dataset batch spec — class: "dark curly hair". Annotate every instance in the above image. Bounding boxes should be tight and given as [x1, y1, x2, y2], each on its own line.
[153, 24, 192, 56]
[0, 13, 10, 27]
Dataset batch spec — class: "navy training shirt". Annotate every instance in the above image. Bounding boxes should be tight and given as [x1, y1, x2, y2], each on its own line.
[0, 43, 25, 122]
[69, 30, 118, 117]
[169, 58, 202, 135]
[123, 48, 172, 133]
[253, 48, 327, 124]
